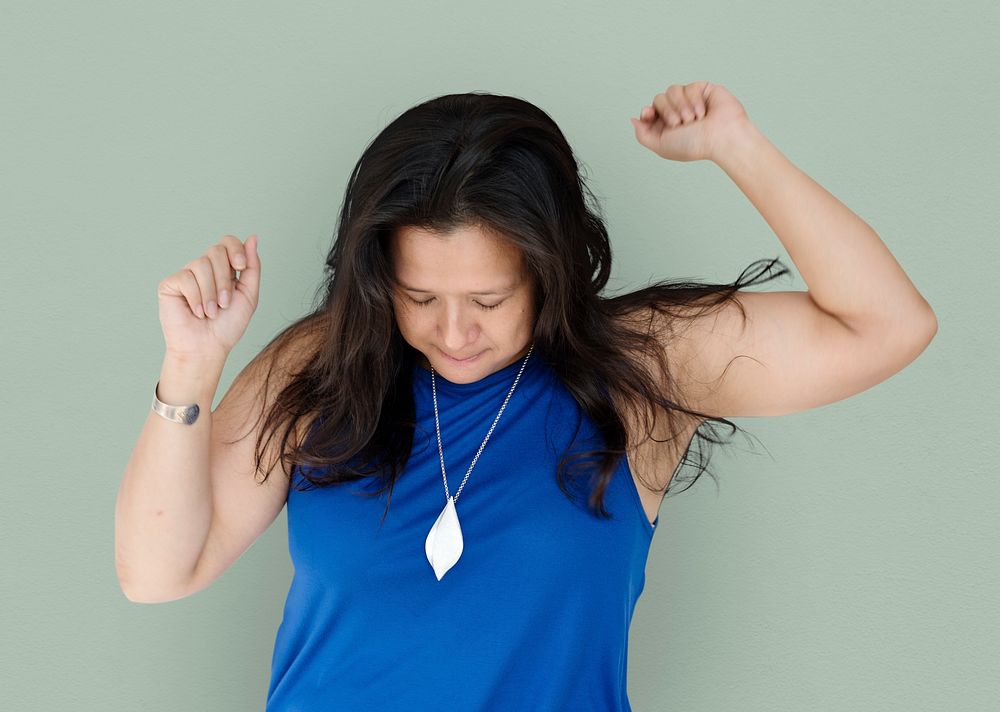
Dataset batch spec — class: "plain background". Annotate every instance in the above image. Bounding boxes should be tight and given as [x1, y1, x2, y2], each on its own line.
[3, 1, 997, 709]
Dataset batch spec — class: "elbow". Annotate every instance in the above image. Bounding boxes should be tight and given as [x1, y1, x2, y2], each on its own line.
[862, 301, 938, 345]
[117, 572, 195, 604]
[120, 586, 158, 605]
[910, 303, 938, 345]
[120, 583, 193, 604]
[117, 576, 157, 604]
[913, 293, 938, 336]
[892, 307, 938, 369]
[924, 306, 938, 339]
[116, 549, 195, 604]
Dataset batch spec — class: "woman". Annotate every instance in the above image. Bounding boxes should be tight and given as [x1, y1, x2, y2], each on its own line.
[115, 83, 937, 710]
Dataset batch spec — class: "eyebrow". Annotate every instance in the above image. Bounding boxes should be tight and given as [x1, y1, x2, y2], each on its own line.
[396, 280, 516, 296]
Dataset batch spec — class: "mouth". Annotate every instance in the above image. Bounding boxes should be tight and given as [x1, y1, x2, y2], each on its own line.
[440, 349, 483, 364]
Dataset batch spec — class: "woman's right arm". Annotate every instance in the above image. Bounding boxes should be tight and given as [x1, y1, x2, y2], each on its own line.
[115, 233, 262, 602]
[114, 352, 226, 602]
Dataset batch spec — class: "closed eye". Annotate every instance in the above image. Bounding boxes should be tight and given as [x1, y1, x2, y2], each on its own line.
[407, 296, 502, 311]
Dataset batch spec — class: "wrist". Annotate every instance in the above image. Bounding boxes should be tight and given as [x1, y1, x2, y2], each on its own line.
[158, 353, 226, 407]
[164, 348, 229, 368]
[709, 118, 767, 169]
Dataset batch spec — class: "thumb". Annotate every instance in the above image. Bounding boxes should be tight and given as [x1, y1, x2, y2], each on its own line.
[629, 117, 657, 150]
[236, 233, 262, 303]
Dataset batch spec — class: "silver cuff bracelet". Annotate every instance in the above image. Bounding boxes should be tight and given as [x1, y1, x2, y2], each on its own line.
[151, 380, 201, 425]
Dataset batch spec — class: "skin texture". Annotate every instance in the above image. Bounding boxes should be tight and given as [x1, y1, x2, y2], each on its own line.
[389, 224, 536, 384]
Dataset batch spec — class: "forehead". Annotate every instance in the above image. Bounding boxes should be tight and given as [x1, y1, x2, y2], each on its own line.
[390, 224, 525, 283]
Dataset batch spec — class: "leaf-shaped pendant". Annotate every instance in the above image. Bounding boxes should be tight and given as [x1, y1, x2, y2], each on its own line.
[425, 496, 463, 581]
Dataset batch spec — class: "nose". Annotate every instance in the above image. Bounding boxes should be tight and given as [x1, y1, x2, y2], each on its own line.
[437, 302, 480, 353]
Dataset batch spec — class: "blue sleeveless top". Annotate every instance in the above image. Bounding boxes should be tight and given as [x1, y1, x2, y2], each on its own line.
[266, 352, 658, 711]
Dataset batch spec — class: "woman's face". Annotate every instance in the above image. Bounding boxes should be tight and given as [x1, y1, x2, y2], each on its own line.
[389, 224, 536, 383]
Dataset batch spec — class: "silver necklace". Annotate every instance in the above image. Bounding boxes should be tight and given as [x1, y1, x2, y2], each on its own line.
[424, 343, 535, 581]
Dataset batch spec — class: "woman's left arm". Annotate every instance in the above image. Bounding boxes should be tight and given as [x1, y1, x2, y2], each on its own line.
[630, 82, 937, 419]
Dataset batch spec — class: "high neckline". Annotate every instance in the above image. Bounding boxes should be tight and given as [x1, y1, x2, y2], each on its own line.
[412, 349, 543, 394]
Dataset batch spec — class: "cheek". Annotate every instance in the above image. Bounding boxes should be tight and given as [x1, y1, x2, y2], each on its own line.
[391, 302, 432, 340]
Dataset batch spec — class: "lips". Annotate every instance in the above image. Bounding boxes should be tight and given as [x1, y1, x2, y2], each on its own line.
[442, 349, 482, 362]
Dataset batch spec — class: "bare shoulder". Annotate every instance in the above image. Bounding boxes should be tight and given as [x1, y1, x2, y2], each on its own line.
[183, 318, 326, 598]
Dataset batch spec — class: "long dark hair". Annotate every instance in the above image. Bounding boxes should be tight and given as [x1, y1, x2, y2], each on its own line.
[235, 91, 790, 527]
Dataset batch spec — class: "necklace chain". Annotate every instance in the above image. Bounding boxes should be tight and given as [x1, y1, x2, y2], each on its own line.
[429, 343, 535, 503]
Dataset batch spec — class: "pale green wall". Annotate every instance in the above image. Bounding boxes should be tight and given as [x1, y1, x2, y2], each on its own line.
[3, 0, 996, 709]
